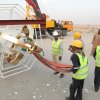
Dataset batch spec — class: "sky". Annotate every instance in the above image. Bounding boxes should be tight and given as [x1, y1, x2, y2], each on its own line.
[0, 0, 100, 25]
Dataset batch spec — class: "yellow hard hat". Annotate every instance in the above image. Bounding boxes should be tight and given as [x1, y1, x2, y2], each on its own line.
[73, 32, 81, 39]
[71, 40, 83, 48]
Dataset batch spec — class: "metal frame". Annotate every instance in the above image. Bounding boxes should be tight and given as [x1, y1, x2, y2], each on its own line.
[0, 4, 46, 29]
[0, 20, 45, 29]
[0, 4, 26, 19]
[0, 3, 46, 78]
[0, 50, 36, 78]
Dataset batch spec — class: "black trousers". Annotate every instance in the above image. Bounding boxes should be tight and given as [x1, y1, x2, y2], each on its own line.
[69, 78, 84, 100]
[94, 67, 100, 90]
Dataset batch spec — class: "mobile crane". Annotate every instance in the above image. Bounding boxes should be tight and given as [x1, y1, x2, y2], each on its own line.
[26, 0, 73, 38]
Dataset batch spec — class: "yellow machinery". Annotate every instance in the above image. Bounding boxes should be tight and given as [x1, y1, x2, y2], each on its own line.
[46, 20, 55, 29]
[26, 4, 73, 37]
[45, 19, 73, 36]
[58, 20, 73, 32]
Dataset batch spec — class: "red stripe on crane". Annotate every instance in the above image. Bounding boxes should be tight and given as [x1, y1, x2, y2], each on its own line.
[26, 0, 40, 12]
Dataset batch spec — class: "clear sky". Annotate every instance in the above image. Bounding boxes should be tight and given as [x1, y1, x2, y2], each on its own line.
[0, 0, 100, 25]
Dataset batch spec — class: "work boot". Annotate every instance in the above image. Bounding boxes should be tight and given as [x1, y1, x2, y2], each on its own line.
[65, 97, 70, 100]
[95, 86, 99, 92]
[54, 72, 59, 75]
[59, 74, 64, 78]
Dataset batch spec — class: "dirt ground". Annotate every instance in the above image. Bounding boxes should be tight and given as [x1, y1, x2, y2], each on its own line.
[0, 28, 100, 100]
[73, 25, 100, 33]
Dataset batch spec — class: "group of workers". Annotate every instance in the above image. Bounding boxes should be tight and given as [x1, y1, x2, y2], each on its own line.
[48, 29, 100, 100]
[3, 25, 100, 100]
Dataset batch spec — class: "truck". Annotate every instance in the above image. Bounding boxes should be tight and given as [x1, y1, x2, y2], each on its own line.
[46, 18, 73, 36]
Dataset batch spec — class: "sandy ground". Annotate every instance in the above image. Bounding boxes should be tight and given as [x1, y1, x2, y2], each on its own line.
[73, 25, 100, 33]
[0, 27, 100, 100]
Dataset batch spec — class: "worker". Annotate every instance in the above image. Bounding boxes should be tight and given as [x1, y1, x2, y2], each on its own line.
[46, 30, 64, 78]
[69, 32, 84, 51]
[91, 29, 100, 55]
[5, 25, 34, 64]
[65, 40, 88, 100]
[3, 24, 44, 65]
[93, 44, 100, 92]
[73, 32, 84, 45]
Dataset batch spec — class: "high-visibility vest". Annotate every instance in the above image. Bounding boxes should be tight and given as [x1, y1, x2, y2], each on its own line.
[96, 46, 100, 67]
[72, 53, 88, 80]
[52, 39, 61, 55]
[21, 37, 33, 51]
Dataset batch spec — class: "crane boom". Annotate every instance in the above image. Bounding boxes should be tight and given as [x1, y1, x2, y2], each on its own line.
[26, 0, 42, 18]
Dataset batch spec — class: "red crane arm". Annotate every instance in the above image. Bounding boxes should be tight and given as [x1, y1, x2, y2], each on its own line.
[26, 0, 40, 12]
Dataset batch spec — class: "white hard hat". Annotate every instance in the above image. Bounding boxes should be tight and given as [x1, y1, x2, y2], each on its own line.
[53, 31, 59, 36]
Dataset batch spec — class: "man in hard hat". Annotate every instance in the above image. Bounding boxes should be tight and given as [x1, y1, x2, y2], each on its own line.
[69, 32, 84, 51]
[91, 29, 100, 55]
[46, 30, 64, 78]
[93, 44, 100, 92]
[66, 40, 88, 100]
[6, 25, 34, 64]
[9, 25, 32, 54]
[73, 32, 81, 40]
[73, 32, 84, 46]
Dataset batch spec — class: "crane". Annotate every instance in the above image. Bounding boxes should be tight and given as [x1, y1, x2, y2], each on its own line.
[26, 0, 73, 38]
